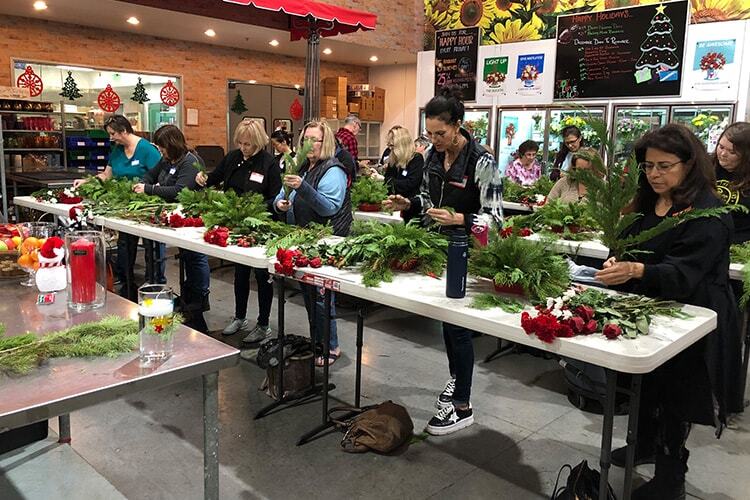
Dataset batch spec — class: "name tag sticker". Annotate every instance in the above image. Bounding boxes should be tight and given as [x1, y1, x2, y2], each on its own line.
[250, 172, 265, 183]
[131, 159, 140, 166]
[402, 169, 408, 177]
[169, 167, 177, 175]
[448, 176, 468, 189]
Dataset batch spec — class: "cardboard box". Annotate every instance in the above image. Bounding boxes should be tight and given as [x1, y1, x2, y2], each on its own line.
[348, 83, 371, 92]
[348, 102, 360, 114]
[0, 86, 30, 99]
[320, 95, 338, 119]
[321, 76, 348, 118]
[373, 87, 385, 102]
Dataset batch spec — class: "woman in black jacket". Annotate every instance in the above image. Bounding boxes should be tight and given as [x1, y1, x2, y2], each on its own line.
[550, 125, 583, 181]
[384, 87, 503, 436]
[196, 118, 282, 344]
[714, 121, 750, 243]
[383, 125, 424, 200]
[133, 125, 209, 332]
[596, 124, 741, 499]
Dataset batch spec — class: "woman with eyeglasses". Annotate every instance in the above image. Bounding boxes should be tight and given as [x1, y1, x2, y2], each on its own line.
[132, 125, 210, 332]
[274, 121, 352, 367]
[72, 115, 165, 299]
[196, 119, 282, 345]
[595, 124, 741, 499]
[714, 122, 750, 243]
[550, 125, 583, 181]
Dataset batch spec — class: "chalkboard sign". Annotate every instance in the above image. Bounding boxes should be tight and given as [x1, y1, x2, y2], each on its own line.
[554, 1, 688, 99]
[435, 27, 479, 102]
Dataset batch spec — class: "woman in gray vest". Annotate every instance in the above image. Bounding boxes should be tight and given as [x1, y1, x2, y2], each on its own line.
[274, 121, 352, 366]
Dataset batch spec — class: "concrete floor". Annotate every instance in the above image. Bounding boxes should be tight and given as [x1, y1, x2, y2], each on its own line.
[2, 251, 750, 499]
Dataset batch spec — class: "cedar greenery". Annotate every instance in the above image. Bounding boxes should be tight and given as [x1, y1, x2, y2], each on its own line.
[502, 177, 554, 204]
[730, 242, 750, 307]
[0, 316, 139, 376]
[350, 176, 388, 207]
[570, 111, 737, 258]
[191, 189, 273, 234]
[282, 139, 314, 199]
[469, 294, 524, 313]
[76, 177, 175, 222]
[468, 233, 571, 302]
[329, 220, 448, 287]
[510, 198, 599, 235]
[264, 223, 333, 256]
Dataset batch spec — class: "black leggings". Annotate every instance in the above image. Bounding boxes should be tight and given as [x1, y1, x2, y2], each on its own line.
[234, 264, 273, 326]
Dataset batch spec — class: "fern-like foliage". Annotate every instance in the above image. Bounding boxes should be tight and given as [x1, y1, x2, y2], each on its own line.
[731, 242, 750, 307]
[264, 223, 332, 256]
[468, 233, 570, 302]
[282, 139, 314, 199]
[198, 190, 273, 233]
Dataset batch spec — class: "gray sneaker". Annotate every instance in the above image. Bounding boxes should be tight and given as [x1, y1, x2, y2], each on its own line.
[222, 318, 250, 336]
[242, 324, 272, 344]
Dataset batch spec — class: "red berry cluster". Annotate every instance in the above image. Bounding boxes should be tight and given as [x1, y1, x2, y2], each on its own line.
[204, 226, 230, 247]
[274, 248, 322, 275]
[500, 226, 532, 238]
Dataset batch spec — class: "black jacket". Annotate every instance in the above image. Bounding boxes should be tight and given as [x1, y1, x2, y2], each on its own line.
[716, 166, 750, 244]
[206, 149, 281, 206]
[143, 151, 202, 202]
[405, 128, 499, 233]
[384, 153, 424, 199]
[615, 189, 741, 424]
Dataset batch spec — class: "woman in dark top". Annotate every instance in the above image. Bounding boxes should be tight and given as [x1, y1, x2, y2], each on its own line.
[132, 125, 209, 332]
[714, 122, 750, 243]
[196, 118, 282, 344]
[384, 87, 503, 436]
[383, 125, 424, 200]
[550, 125, 583, 181]
[595, 124, 741, 499]
[270, 129, 294, 172]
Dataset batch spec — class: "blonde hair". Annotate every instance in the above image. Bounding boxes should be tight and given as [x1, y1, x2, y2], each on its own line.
[388, 126, 416, 169]
[299, 121, 336, 160]
[233, 118, 268, 153]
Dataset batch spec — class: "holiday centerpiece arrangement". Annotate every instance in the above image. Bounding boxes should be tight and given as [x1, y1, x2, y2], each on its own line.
[505, 199, 599, 240]
[502, 177, 553, 207]
[350, 176, 388, 212]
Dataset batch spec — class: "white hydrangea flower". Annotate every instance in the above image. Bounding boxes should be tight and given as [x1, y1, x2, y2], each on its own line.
[546, 297, 555, 309]
[551, 308, 563, 318]
[50, 197, 58, 204]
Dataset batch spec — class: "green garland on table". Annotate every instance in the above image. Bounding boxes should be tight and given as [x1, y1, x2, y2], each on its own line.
[76, 177, 175, 223]
[0, 316, 139, 376]
[264, 223, 333, 256]
[468, 233, 571, 302]
[469, 294, 525, 313]
[731, 242, 750, 307]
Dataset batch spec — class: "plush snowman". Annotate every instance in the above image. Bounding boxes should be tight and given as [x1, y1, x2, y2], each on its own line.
[35, 236, 67, 292]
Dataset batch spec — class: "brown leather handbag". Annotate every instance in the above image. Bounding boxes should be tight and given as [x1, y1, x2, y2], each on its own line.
[329, 401, 414, 454]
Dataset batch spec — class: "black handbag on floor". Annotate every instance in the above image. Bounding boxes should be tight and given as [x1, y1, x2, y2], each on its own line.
[551, 460, 617, 500]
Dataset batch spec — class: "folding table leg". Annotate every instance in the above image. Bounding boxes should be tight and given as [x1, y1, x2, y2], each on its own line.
[354, 303, 365, 408]
[58, 414, 71, 444]
[598, 369, 617, 500]
[203, 372, 219, 500]
[622, 374, 642, 500]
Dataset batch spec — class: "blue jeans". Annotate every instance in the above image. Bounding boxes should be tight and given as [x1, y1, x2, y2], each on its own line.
[443, 322, 474, 405]
[301, 284, 338, 351]
[180, 250, 210, 308]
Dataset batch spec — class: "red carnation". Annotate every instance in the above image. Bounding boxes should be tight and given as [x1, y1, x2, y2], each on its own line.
[296, 255, 309, 268]
[518, 227, 532, 237]
[575, 305, 594, 322]
[567, 316, 585, 334]
[310, 257, 322, 268]
[603, 323, 622, 340]
[583, 319, 598, 335]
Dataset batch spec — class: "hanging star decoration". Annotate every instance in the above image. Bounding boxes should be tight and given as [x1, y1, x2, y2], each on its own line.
[656, 4, 666, 14]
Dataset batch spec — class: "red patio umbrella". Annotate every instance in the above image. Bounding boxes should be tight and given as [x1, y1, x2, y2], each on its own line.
[223, 0, 377, 122]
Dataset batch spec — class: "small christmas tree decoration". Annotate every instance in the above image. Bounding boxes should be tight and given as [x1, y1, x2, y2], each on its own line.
[16, 65, 43, 97]
[635, 4, 680, 72]
[231, 90, 248, 114]
[160, 80, 180, 106]
[131, 77, 150, 104]
[98, 84, 121, 113]
[59, 71, 83, 101]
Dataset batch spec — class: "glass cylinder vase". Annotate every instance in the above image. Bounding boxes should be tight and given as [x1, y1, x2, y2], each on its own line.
[138, 284, 175, 364]
[65, 230, 107, 311]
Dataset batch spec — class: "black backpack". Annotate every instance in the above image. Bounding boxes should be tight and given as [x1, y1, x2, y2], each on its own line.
[256, 334, 312, 369]
[551, 460, 617, 500]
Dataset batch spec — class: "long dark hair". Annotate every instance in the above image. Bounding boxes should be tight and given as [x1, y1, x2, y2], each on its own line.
[632, 123, 715, 211]
[712, 121, 750, 193]
[153, 124, 189, 162]
[424, 86, 464, 125]
[553, 125, 582, 170]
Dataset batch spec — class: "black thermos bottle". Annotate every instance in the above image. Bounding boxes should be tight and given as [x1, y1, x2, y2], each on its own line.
[446, 229, 469, 298]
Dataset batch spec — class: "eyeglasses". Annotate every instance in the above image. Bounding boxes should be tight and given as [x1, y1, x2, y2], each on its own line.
[304, 137, 323, 143]
[638, 159, 683, 173]
[564, 138, 581, 146]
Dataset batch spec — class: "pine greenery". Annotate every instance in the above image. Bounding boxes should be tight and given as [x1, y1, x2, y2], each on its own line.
[350, 176, 388, 206]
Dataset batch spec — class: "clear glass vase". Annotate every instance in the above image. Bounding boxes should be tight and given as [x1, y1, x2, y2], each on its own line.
[138, 284, 175, 364]
[17, 222, 55, 287]
[65, 230, 107, 311]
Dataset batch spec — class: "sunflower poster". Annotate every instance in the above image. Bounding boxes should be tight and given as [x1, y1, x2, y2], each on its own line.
[423, 0, 750, 50]
[481, 56, 509, 97]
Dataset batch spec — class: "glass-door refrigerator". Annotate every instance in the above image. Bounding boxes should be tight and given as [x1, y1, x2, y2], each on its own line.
[547, 107, 607, 166]
[670, 105, 734, 152]
[612, 106, 669, 164]
[495, 107, 547, 175]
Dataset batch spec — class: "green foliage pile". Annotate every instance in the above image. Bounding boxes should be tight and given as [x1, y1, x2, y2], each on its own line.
[468, 233, 570, 302]
[76, 177, 175, 222]
[731, 242, 750, 307]
[502, 177, 554, 204]
[350, 176, 388, 207]
[0, 316, 139, 376]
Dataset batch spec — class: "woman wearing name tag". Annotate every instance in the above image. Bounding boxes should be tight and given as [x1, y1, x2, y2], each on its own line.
[133, 125, 210, 333]
[595, 124, 741, 500]
[196, 119, 282, 344]
[383, 126, 424, 201]
[72, 115, 164, 299]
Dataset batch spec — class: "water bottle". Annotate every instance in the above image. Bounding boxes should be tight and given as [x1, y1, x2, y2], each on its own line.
[446, 229, 469, 298]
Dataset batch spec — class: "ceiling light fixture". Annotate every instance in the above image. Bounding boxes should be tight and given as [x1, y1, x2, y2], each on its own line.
[294, 84, 301, 89]
[322, 48, 332, 55]
[249, 80, 257, 84]
[33, 1, 47, 10]
[126, 16, 140, 25]
[369, 55, 378, 62]
[269, 40, 279, 47]
[204, 29, 216, 37]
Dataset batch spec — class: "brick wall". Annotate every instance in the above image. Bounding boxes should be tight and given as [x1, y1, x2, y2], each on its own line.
[0, 16, 369, 146]
[324, 0, 424, 53]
